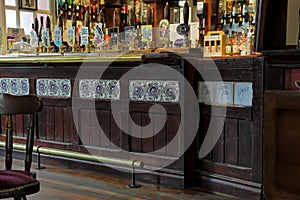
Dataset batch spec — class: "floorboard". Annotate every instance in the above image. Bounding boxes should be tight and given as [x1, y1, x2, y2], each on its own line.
[0, 157, 234, 200]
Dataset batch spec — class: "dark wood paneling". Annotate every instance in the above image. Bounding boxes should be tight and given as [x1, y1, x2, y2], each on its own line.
[142, 113, 154, 153]
[63, 108, 74, 143]
[38, 109, 47, 139]
[212, 129, 224, 163]
[79, 109, 90, 146]
[45, 107, 55, 140]
[153, 113, 166, 156]
[54, 107, 63, 142]
[238, 120, 252, 167]
[264, 91, 300, 199]
[224, 118, 238, 165]
[110, 111, 122, 150]
[89, 110, 100, 147]
[99, 110, 111, 149]
[129, 112, 142, 152]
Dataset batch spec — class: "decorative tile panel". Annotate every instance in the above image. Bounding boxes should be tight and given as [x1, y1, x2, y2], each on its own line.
[36, 79, 71, 98]
[0, 78, 29, 95]
[79, 79, 120, 100]
[214, 82, 234, 105]
[234, 82, 253, 106]
[198, 81, 214, 104]
[129, 80, 180, 103]
[198, 81, 253, 107]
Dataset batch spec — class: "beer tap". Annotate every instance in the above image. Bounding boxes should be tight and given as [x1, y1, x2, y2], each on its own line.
[197, 0, 207, 48]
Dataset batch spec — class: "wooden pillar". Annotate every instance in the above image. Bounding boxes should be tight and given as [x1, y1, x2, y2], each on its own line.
[0, 0, 7, 54]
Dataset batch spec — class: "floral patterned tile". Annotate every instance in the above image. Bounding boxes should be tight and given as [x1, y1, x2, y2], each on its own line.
[36, 79, 71, 98]
[129, 80, 180, 103]
[79, 79, 120, 100]
[0, 78, 29, 95]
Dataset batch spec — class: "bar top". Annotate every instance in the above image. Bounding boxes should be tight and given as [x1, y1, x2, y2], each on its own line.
[0, 53, 146, 64]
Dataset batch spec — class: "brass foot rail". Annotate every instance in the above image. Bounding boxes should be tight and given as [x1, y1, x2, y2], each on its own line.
[0, 141, 143, 188]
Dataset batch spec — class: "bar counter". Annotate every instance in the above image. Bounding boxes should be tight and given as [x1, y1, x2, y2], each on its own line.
[0, 52, 264, 199]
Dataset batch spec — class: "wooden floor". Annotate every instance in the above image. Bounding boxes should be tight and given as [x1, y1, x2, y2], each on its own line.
[1, 157, 234, 200]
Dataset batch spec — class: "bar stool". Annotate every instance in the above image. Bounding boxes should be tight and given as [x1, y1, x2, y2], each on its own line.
[0, 94, 43, 200]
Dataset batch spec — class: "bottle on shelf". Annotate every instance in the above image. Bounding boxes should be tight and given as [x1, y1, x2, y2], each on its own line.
[121, 0, 128, 27]
[104, 28, 111, 50]
[225, 34, 232, 56]
[231, 32, 240, 56]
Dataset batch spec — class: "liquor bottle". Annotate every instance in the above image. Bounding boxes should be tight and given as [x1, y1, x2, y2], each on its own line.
[38, 16, 44, 43]
[246, 31, 252, 55]
[231, 33, 240, 55]
[91, 5, 97, 22]
[183, 0, 189, 25]
[67, 0, 73, 19]
[121, 0, 128, 26]
[225, 34, 232, 56]
[164, 2, 170, 21]
[83, 5, 90, 27]
[46, 15, 52, 41]
[104, 28, 110, 49]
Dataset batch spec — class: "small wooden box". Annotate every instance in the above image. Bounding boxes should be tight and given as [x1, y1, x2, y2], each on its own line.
[203, 31, 226, 57]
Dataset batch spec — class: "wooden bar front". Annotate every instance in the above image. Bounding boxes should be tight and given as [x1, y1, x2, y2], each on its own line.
[0, 53, 263, 198]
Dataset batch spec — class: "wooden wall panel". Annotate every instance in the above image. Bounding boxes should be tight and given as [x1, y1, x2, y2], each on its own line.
[99, 110, 111, 149]
[153, 113, 166, 156]
[110, 111, 122, 150]
[89, 110, 100, 147]
[63, 108, 74, 143]
[224, 118, 238, 165]
[45, 107, 55, 140]
[129, 112, 142, 152]
[38, 109, 47, 140]
[79, 109, 90, 146]
[54, 107, 63, 142]
[238, 120, 253, 167]
[212, 129, 224, 163]
[142, 113, 154, 153]
[167, 115, 180, 158]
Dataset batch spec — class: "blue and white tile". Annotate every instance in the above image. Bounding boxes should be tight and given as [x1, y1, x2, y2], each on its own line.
[106, 80, 120, 100]
[234, 82, 253, 106]
[214, 82, 234, 105]
[36, 79, 71, 98]
[0, 78, 9, 94]
[59, 79, 71, 97]
[161, 81, 179, 103]
[93, 80, 106, 99]
[145, 81, 161, 102]
[19, 78, 30, 95]
[79, 79, 93, 98]
[129, 80, 145, 101]
[0, 78, 30, 95]
[9, 78, 20, 95]
[48, 79, 60, 97]
[36, 79, 48, 96]
[198, 81, 214, 104]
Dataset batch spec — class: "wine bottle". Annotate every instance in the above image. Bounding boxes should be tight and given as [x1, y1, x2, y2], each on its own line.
[67, 0, 73, 19]
[121, 0, 128, 27]
[164, 2, 170, 21]
[183, 0, 189, 25]
[38, 16, 44, 42]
